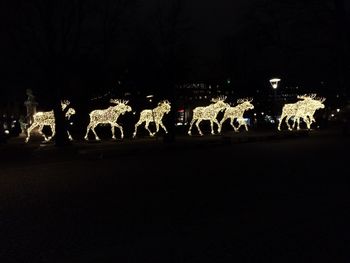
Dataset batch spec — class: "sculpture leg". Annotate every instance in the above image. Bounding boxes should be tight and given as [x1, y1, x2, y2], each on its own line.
[229, 118, 235, 129]
[286, 116, 293, 131]
[236, 122, 242, 132]
[159, 120, 168, 134]
[311, 116, 316, 124]
[114, 123, 124, 139]
[91, 124, 100, 140]
[304, 117, 311, 130]
[231, 119, 239, 132]
[218, 116, 228, 133]
[195, 120, 203, 136]
[133, 120, 143, 138]
[210, 120, 215, 135]
[110, 122, 116, 140]
[188, 119, 196, 135]
[244, 121, 249, 131]
[278, 114, 285, 131]
[25, 122, 37, 143]
[292, 116, 297, 129]
[307, 115, 315, 128]
[296, 117, 301, 130]
[84, 122, 92, 140]
[38, 125, 48, 141]
[48, 124, 55, 141]
[155, 122, 160, 134]
[213, 119, 221, 134]
[145, 121, 154, 136]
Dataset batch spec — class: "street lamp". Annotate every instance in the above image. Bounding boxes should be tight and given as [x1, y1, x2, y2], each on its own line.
[269, 78, 281, 90]
[269, 78, 281, 122]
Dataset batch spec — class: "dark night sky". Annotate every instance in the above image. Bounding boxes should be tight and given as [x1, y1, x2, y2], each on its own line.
[1, 0, 350, 103]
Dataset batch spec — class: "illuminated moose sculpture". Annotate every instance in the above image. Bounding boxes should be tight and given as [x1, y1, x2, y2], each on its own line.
[85, 99, 132, 141]
[292, 94, 326, 130]
[278, 94, 325, 131]
[133, 100, 171, 138]
[219, 98, 254, 133]
[25, 100, 76, 143]
[188, 96, 229, 136]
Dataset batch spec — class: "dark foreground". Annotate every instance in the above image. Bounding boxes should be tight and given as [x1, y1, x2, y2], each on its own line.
[0, 130, 349, 262]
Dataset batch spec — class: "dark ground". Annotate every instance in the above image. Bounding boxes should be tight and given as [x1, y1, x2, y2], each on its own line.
[0, 129, 349, 262]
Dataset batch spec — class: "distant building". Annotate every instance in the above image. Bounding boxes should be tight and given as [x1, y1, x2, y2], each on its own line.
[175, 82, 234, 125]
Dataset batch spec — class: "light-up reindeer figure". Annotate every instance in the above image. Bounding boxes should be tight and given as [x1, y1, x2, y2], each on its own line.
[25, 100, 76, 143]
[218, 98, 254, 133]
[133, 100, 171, 138]
[188, 96, 229, 136]
[85, 99, 132, 141]
[278, 101, 301, 131]
[278, 94, 325, 131]
[292, 94, 325, 130]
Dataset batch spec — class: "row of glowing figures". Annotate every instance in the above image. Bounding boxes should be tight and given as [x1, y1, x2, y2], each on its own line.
[25, 95, 326, 142]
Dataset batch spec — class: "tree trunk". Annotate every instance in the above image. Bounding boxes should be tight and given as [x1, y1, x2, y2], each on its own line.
[53, 99, 70, 147]
[50, 65, 71, 147]
[163, 83, 177, 143]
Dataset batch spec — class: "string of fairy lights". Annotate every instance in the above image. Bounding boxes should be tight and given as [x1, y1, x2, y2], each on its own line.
[188, 96, 229, 136]
[278, 94, 326, 131]
[25, 100, 75, 143]
[23, 94, 326, 142]
[85, 99, 132, 141]
[219, 98, 254, 133]
[133, 100, 171, 138]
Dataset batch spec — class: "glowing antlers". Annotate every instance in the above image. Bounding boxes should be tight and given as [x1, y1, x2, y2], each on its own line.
[318, 97, 326, 103]
[237, 97, 253, 104]
[61, 100, 71, 110]
[110, 99, 129, 105]
[297, 94, 325, 103]
[211, 96, 227, 103]
[158, 100, 170, 106]
[297, 94, 317, 100]
[159, 99, 171, 105]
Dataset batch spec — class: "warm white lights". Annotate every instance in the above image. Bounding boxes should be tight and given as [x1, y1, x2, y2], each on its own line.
[85, 99, 132, 141]
[25, 100, 76, 143]
[270, 78, 281, 89]
[219, 98, 254, 132]
[278, 94, 326, 131]
[133, 100, 171, 137]
[188, 96, 229, 136]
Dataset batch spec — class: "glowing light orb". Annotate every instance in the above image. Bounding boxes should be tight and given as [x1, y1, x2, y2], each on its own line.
[219, 98, 254, 133]
[85, 99, 132, 141]
[25, 100, 76, 143]
[133, 100, 171, 138]
[278, 94, 326, 131]
[188, 96, 229, 136]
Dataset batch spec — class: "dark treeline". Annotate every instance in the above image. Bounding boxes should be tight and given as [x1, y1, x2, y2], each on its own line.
[2, 0, 193, 144]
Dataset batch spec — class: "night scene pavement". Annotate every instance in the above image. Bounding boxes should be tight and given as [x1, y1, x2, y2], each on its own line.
[0, 129, 349, 263]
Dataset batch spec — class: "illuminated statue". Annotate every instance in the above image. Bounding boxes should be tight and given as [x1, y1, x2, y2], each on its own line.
[292, 94, 326, 130]
[85, 99, 132, 141]
[278, 94, 325, 131]
[133, 100, 171, 137]
[25, 100, 76, 143]
[188, 96, 229, 136]
[218, 98, 254, 133]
